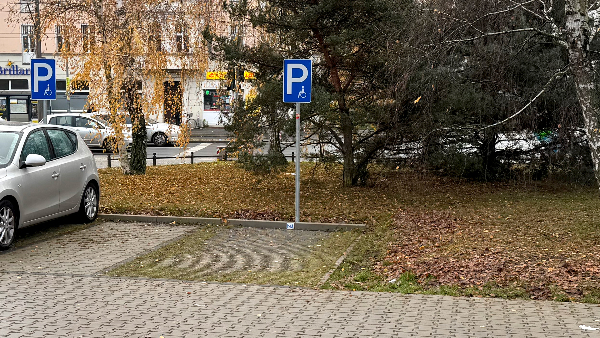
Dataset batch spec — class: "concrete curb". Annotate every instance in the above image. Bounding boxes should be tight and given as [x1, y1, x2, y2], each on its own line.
[98, 213, 365, 231]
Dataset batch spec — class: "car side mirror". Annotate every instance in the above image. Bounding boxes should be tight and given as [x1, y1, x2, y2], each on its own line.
[19, 154, 46, 169]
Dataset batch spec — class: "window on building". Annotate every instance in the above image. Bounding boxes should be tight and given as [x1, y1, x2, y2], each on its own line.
[0, 80, 29, 91]
[175, 22, 189, 53]
[70, 80, 89, 94]
[56, 80, 67, 91]
[21, 25, 35, 53]
[149, 23, 162, 52]
[56, 26, 69, 52]
[230, 25, 243, 45]
[81, 24, 95, 52]
[11, 80, 28, 90]
[203, 89, 230, 111]
[20, 0, 34, 13]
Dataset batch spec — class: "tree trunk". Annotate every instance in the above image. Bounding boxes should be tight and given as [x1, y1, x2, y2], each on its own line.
[341, 105, 355, 187]
[480, 130, 498, 181]
[569, 56, 600, 188]
[565, 0, 600, 190]
[126, 76, 147, 175]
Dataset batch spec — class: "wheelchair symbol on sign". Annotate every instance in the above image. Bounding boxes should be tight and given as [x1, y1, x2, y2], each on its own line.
[44, 84, 52, 96]
[298, 86, 307, 99]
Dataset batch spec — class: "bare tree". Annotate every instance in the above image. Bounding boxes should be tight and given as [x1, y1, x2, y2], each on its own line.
[434, 0, 600, 188]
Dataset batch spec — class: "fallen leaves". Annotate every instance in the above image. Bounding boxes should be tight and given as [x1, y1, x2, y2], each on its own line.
[99, 164, 600, 301]
[374, 208, 600, 301]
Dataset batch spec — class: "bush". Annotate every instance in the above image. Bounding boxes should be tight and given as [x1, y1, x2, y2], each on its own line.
[237, 150, 288, 174]
[426, 148, 505, 180]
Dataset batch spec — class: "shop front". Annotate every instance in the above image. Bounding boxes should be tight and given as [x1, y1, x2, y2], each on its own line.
[0, 95, 38, 122]
[0, 62, 36, 122]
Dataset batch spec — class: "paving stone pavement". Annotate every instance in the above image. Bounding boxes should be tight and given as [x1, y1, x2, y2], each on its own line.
[0, 222, 599, 337]
[158, 227, 331, 276]
[0, 222, 195, 275]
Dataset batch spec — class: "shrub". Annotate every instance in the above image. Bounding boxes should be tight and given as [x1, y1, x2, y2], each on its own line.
[237, 150, 288, 174]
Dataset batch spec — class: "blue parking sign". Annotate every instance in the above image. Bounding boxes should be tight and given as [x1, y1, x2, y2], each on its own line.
[31, 59, 56, 100]
[283, 59, 312, 103]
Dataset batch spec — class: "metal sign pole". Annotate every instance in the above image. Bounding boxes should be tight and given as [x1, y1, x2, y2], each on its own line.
[283, 59, 311, 227]
[295, 102, 300, 223]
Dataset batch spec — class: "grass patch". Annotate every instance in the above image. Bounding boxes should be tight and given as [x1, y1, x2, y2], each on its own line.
[109, 224, 359, 287]
[99, 163, 600, 302]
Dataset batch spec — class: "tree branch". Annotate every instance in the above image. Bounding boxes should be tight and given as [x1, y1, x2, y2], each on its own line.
[482, 67, 568, 130]
[443, 27, 566, 48]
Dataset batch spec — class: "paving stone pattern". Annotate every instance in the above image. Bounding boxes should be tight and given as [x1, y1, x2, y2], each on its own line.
[159, 227, 330, 276]
[0, 222, 599, 337]
[0, 222, 194, 275]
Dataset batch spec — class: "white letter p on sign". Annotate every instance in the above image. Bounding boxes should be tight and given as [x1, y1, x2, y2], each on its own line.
[33, 63, 53, 93]
[286, 64, 308, 95]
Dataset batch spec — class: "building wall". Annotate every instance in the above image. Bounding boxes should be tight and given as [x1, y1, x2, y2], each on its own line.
[0, 0, 257, 127]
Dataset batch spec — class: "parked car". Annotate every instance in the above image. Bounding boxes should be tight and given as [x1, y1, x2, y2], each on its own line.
[0, 120, 100, 249]
[96, 115, 180, 147]
[146, 119, 181, 146]
[45, 113, 132, 151]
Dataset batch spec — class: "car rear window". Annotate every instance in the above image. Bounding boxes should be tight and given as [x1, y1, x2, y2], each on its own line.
[47, 129, 77, 158]
[49, 116, 75, 127]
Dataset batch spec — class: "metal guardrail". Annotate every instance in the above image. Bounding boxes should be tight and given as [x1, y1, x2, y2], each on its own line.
[102, 151, 300, 167]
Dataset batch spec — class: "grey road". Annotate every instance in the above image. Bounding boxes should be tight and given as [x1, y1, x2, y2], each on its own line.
[0, 221, 599, 337]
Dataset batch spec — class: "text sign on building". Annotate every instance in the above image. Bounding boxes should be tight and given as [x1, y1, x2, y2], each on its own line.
[31, 59, 56, 100]
[283, 59, 311, 103]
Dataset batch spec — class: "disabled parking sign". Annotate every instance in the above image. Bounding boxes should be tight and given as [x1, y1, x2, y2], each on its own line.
[31, 59, 56, 100]
[283, 59, 312, 103]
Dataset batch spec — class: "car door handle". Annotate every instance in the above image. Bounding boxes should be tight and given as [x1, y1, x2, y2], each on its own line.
[80, 164, 87, 170]
[51, 172, 60, 179]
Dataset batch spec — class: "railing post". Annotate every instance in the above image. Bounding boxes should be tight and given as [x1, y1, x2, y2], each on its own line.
[153, 153, 157, 166]
[107, 154, 111, 168]
[291, 151, 295, 163]
[191, 151, 194, 164]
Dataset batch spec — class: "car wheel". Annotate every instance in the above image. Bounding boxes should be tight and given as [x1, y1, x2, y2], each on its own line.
[79, 183, 99, 223]
[0, 200, 17, 250]
[152, 133, 168, 147]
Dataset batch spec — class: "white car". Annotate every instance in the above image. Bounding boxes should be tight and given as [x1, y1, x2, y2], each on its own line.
[146, 120, 181, 146]
[46, 113, 132, 151]
[96, 115, 180, 146]
[0, 120, 100, 249]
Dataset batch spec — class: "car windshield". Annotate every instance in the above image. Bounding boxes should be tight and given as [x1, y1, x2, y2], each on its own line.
[95, 115, 132, 125]
[93, 117, 108, 126]
[0, 132, 20, 167]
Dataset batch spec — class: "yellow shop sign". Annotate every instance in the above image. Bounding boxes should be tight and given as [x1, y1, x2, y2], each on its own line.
[206, 71, 227, 80]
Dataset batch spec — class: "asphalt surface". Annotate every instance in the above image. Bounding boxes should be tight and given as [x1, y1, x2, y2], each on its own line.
[0, 221, 599, 337]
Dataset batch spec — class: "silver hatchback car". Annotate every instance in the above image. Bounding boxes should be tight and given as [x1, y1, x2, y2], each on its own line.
[0, 121, 100, 249]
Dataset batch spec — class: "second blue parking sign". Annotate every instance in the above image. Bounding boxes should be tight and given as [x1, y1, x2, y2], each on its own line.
[283, 59, 312, 103]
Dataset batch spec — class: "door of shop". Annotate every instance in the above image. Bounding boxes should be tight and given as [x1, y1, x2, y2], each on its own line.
[2, 96, 33, 122]
[0, 97, 6, 120]
[164, 81, 182, 125]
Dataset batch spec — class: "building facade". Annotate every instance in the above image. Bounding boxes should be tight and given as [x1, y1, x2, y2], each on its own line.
[0, 0, 252, 126]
